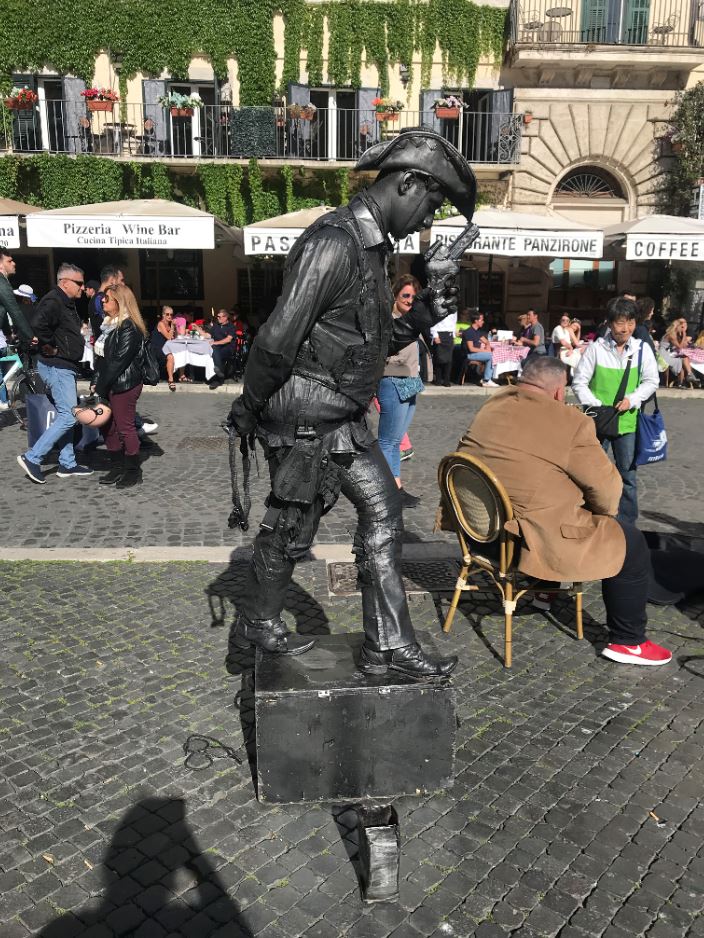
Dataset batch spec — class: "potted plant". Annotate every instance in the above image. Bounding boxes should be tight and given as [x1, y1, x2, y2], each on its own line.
[81, 87, 120, 112]
[4, 87, 38, 110]
[373, 97, 404, 122]
[433, 95, 463, 120]
[287, 102, 317, 121]
[158, 91, 204, 117]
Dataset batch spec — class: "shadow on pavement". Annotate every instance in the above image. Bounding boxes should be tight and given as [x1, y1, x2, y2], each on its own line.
[38, 796, 253, 937]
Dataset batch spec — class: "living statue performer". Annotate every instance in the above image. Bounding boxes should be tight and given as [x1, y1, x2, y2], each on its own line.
[229, 128, 477, 681]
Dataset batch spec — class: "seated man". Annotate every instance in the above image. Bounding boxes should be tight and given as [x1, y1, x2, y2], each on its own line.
[462, 310, 497, 388]
[440, 355, 671, 666]
[208, 308, 237, 388]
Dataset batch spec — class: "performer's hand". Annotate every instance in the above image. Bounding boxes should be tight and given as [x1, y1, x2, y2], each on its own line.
[228, 395, 258, 436]
[426, 255, 460, 299]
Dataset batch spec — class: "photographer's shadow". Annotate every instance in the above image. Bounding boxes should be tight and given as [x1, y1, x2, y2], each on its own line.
[38, 796, 253, 937]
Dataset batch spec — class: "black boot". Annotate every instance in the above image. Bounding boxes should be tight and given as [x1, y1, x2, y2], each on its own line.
[115, 453, 142, 489]
[233, 614, 315, 656]
[359, 642, 457, 682]
[99, 451, 124, 485]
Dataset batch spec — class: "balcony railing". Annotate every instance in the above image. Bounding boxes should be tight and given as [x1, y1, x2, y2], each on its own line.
[510, 0, 704, 46]
[0, 102, 523, 166]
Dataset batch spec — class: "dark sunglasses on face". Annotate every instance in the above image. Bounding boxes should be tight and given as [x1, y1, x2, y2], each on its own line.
[399, 292, 414, 299]
[63, 278, 84, 286]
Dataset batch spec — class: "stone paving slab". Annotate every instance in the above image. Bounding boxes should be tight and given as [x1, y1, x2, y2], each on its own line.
[1, 559, 704, 937]
[0, 393, 701, 550]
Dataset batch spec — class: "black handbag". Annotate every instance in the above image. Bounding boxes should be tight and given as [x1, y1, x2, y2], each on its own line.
[139, 339, 160, 386]
[582, 354, 632, 442]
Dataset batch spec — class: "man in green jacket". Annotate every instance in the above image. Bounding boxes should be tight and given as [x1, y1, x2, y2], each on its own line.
[0, 251, 35, 348]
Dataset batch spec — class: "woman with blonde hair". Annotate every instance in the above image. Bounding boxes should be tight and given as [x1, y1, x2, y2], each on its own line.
[93, 284, 149, 487]
[660, 316, 698, 387]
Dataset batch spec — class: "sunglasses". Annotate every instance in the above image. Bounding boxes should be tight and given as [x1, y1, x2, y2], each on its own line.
[399, 292, 414, 299]
[63, 279, 84, 286]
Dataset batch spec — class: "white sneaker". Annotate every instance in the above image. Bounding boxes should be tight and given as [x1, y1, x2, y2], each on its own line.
[140, 421, 158, 434]
[481, 380, 499, 388]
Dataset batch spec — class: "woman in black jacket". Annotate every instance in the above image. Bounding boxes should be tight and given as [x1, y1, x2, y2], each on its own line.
[94, 284, 148, 488]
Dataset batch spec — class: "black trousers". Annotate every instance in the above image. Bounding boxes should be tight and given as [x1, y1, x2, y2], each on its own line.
[241, 442, 417, 651]
[433, 333, 454, 384]
[601, 520, 650, 645]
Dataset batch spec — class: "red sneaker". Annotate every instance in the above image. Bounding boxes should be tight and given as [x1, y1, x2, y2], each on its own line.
[602, 640, 672, 666]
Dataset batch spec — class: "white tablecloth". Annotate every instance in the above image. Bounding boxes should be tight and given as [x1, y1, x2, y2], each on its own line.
[162, 338, 215, 380]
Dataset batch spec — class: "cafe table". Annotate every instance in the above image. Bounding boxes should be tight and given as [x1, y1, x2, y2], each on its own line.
[162, 337, 215, 380]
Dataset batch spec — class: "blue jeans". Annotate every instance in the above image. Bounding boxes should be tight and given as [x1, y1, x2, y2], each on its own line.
[25, 362, 78, 469]
[603, 432, 638, 524]
[377, 378, 416, 478]
[467, 351, 493, 382]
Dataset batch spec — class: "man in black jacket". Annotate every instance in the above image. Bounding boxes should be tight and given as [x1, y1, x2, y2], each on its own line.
[228, 129, 477, 680]
[18, 263, 93, 484]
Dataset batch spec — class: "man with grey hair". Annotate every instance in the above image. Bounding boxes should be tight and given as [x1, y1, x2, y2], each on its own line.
[17, 263, 93, 484]
[438, 352, 671, 666]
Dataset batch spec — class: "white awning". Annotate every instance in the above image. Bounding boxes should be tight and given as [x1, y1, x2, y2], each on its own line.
[243, 206, 420, 255]
[26, 199, 222, 250]
[431, 209, 604, 259]
[0, 217, 20, 250]
[604, 214, 704, 262]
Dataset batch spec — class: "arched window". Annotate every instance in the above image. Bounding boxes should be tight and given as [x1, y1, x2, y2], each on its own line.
[554, 167, 625, 199]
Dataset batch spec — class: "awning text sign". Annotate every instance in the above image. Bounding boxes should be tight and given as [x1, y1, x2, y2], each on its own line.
[245, 227, 420, 255]
[431, 225, 604, 259]
[26, 214, 215, 250]
[0, 216, 20, 250]
[626, 234, 704, 261]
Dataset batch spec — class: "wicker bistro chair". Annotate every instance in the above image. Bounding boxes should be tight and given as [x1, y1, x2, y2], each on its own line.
[438, 452, 583, 668]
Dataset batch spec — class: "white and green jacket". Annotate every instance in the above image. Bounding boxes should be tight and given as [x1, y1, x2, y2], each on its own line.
[572, 333, 659, 435]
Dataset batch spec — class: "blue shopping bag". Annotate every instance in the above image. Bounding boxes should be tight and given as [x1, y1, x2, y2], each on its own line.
[635, 396, 667, 466]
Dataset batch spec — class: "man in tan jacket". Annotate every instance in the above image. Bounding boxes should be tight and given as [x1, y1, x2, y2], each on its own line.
[443, 355, 670, 666]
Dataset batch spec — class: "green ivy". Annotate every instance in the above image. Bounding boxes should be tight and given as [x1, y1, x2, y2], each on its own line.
[0, 0, 506, 107]
[658, 84, 704, 217]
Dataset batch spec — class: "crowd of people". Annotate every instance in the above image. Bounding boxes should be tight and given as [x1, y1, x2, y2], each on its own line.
[0, 251, 252, 487]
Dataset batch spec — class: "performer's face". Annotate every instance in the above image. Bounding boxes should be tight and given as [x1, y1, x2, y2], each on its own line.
[390, 175, 445, 240]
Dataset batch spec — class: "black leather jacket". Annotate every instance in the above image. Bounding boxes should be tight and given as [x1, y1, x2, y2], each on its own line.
[94, 320, 144, 397]
[239, 194, 446, 452]
[32, 286, 83, 371]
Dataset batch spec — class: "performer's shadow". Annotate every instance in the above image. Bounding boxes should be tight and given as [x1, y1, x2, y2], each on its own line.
[37, 797, 253, 937]
[206, 555, 331, 791]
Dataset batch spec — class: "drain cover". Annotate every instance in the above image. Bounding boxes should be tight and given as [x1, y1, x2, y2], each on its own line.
[180, 436, 228, 451]
[328, 560, 462, 596]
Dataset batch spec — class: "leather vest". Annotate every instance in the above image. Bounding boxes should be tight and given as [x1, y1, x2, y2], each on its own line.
[288, 206, 394, 410]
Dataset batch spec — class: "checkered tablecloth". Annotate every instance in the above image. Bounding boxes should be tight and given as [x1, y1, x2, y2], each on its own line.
[490, 343, 530, 366]
[682, 346, 704, 364]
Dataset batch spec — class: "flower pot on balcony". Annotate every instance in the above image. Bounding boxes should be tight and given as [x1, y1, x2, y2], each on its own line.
[171, 107, 194, 117]
[435, 107, 460, 120]
[376, 112, 399, 122]
[87, 100, 114, 112]
[523, 113, 533, 125]
[4, 99, 32, 110]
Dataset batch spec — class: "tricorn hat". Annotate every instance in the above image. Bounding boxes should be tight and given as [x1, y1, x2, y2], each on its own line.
[355, 127, 477, 221]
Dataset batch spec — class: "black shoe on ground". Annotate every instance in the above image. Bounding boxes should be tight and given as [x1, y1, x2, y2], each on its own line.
[233, 614, 315, 656]
[359, 642, 458, 681]
[56, 464, 93, 478]
[115, 454, 142, 489]
[400, 489, 421, 508]
[208, 378, 223, 390]
[17, 454, 46, 484]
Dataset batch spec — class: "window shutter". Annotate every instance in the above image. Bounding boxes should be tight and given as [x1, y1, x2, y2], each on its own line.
[143, 80, 168, 148]
[356, 87, 381, 149]
[62, 77, 86, 155]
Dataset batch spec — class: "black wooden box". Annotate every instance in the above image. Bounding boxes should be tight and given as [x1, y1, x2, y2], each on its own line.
[254, 631, 456, 804]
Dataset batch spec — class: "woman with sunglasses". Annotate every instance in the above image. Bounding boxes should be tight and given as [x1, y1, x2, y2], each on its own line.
[376, 275, 428, 508]
[94, 285, 149, 488]
[150, 305, 177, 391]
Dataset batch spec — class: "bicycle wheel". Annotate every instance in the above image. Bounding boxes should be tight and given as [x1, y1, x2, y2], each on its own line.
[7, 373, 35, 429]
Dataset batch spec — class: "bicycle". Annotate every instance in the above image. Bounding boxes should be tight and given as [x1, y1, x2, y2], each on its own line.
[0, 344, 39, 430]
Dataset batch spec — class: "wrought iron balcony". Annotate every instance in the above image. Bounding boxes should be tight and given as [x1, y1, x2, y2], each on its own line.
[0, 101, 523, 166]
[509, 0, 703, 46]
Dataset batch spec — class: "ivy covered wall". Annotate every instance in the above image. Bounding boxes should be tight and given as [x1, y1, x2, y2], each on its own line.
[0, 154, 355, 224]
[0, 0, 507, 105]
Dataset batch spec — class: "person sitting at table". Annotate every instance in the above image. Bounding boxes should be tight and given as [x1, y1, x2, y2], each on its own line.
[570, 318, 582, 343]
[171, 315, 193, 384]
[150, 305, 177, 391]
[207, 308, 237, 389]
[551, 313, 581, 369]
[463, 311, 497, 388]
[694, 329, 704, 349]
[515, 309, 545, 355]
[659, 317, 698, 388]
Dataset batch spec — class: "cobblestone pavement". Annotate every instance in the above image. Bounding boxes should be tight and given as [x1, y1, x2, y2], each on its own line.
[1, 560, 704, 937]
[2, 389, 704, 937]
[0, 389, 702, 549]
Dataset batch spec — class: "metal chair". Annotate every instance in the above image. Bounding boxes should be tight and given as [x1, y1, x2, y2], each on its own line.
[520, 8, 545, 36]
[650, 13, 678, 43]
[438, 451, 583, 668]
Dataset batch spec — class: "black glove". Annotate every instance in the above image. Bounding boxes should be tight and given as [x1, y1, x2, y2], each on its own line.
[228, 395, 258, 437]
